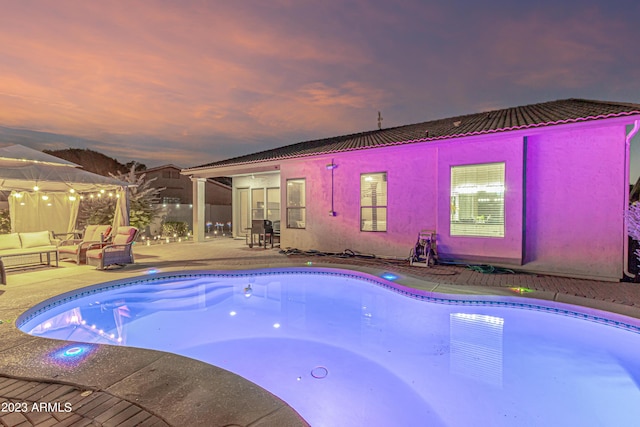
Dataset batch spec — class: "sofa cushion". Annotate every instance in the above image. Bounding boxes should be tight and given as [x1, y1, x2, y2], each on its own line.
[19, 231, 52, 249]
[0, 233, 22, 251]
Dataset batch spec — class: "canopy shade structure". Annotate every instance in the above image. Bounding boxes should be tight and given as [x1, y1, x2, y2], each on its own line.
[0, 144, 127, 192]
[0, 162, 128, 192]
[0, 143, 80, 166]
[0, 144, 131, 233]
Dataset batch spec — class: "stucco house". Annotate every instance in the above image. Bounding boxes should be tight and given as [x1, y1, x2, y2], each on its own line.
[183, 99, 640, 281]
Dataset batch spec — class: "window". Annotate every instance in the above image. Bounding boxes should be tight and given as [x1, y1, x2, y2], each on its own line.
[361, 172, 387, 232]
[450, 163, 505, 237]
[251, 188, 264, 220]
[286, 179, 305, 228]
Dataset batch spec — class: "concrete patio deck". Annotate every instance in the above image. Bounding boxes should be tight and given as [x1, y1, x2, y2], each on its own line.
[1, 238, 639, 426]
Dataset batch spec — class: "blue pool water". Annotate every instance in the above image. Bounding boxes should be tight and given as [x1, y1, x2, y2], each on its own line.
[18, 269, 640, 426]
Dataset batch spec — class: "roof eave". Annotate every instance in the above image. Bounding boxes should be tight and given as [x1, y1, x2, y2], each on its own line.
[185, 109, 640, 173]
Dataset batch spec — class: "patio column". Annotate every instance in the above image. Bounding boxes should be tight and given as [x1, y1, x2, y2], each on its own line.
[192, 177, 206, 242]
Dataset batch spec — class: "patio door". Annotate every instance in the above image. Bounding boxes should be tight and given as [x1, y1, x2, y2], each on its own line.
[237, 188, 250, 236]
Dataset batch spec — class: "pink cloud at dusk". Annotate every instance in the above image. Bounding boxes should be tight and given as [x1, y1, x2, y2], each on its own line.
[0, 0, 639, 168]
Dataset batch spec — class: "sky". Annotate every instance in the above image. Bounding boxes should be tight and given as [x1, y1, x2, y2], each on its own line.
[1, 0, 640, 170]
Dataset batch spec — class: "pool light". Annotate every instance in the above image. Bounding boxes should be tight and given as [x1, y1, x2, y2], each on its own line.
[64, 347, 84, 357]
[381, 272, 399, 281]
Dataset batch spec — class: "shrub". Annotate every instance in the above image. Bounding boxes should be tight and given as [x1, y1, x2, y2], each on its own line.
[0, 209, 10, 234]
[162, 221, 189, 237]
[77, 164, 164, 230]
[628, 202, 640, 267]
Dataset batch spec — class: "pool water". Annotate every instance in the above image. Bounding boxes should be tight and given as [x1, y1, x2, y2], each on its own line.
[18, 269, 640, 426]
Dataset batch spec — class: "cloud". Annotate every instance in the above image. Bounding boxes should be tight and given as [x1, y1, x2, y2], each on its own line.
[482, 7, 631, 89]
[1, 1, 639, 168]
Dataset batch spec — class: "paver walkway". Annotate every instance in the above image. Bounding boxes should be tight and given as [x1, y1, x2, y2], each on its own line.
[287, 253, 640, 307]
[0, 376, 168, 427]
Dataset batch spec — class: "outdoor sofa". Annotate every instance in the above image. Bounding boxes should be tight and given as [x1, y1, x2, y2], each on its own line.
[0, 230, 59, 272]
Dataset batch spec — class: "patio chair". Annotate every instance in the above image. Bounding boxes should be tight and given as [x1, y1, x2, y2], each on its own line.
[86, 226, 139, 270]
[58, 224, 112, 264]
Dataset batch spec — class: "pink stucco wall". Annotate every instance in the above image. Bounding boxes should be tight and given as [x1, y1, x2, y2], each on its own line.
[272, 120, 629, 280]
[436, 135, 524, 265]
[280, 143, 439, 257]
[523, 124, 625, 279]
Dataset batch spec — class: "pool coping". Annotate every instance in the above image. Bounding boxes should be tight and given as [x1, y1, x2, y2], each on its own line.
[19, 266, 640, 335]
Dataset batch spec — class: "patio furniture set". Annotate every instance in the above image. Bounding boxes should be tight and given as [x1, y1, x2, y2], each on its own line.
[0, 225, 138, 284]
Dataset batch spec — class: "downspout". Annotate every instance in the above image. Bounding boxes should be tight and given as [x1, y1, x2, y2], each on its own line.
[624, 119, 640, 278]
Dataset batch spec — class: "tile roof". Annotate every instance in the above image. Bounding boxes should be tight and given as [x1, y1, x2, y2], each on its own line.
[186, 98, 640, 171]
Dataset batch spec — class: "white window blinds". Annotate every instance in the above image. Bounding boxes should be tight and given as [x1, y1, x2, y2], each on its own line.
[450, 163, 505, 237]
[361, 172, 387, 232]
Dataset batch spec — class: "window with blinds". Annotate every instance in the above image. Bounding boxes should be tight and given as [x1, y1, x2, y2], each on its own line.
[450, 163, 505, 237]
[361, 172, 387, 232]
[286, 179, 306, 229]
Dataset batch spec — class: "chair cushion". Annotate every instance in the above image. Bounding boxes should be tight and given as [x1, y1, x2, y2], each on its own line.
[86, 249, 103, 259]
[82, 225, 98, 241]
[113, 227, 137, 245]
[0, 233, 22, 251]
[84, 225, 112, 242]
[58, 244, 80, 255]
[19, 231, 51, 249]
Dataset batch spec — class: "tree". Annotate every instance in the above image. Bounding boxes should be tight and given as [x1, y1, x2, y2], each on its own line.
[77, 164, 164, 230]
[126, 161, 147, 172]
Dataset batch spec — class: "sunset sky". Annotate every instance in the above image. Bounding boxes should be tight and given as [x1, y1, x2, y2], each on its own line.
[1, 0, 640, 169]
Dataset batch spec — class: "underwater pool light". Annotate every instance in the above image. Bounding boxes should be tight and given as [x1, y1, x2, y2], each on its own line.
[49, 343, 97, 366]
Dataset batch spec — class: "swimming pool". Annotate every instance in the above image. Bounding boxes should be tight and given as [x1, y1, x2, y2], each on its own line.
[18, 268, 640, 426]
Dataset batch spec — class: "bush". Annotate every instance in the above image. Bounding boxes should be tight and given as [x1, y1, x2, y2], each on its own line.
[0, 209, 10, 234]
[77, 164, 164, 230]
[162, 221, 189, 237]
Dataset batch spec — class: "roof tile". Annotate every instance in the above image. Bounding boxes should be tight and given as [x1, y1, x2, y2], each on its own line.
[186, 98, 640, 171]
